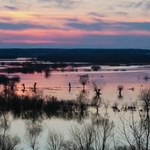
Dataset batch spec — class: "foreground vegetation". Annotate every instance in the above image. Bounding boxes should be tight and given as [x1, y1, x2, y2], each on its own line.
[0, 82, 150, 149]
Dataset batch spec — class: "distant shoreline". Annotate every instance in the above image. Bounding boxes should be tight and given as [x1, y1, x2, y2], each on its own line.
[0, 48, 150, 65]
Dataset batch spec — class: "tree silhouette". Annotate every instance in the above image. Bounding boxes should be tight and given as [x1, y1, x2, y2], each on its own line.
[24, 123, 42, 150]
[46, 129, 64, 150]
[0, 114, 20, 150]
[118, 85, 124, 99]
[79, 74, 89, 91]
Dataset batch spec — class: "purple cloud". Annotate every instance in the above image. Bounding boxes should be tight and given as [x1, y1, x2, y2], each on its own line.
[0, 22, 47, 30]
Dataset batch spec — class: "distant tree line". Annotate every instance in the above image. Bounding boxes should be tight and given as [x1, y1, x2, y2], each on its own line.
[0, 48, 150, 64]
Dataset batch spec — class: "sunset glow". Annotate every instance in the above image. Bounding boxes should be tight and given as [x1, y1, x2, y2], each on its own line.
[0, 0, 150, 48]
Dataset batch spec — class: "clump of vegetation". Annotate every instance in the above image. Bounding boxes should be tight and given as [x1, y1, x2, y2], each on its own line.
[79, 74, 89, 91]
[0, 86, 89, 121]
[91, 65, 101, 71]
[0, 85, 150, 149]
[0, 74, 20, 85]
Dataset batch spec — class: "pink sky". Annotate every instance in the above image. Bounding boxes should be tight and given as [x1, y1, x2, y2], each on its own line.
[0, 0, 150, 48]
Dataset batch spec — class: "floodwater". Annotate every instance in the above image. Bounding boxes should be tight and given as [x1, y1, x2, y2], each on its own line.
[15, 65, 150, 104]
[1, 63, 150, 149]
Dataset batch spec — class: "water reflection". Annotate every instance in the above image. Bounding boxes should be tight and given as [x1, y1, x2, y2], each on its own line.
[117, 85, 124, 99]
[44, 68, 51, 78]
[79, 74, 89, 91]
[22, 83, 26, 93]
[0, 86, 150, 149]
[7, 68, 148, 102]
[68, 82, 71, 93]
[0, 86, 90, 122]
[1, 69, 150, 149]
[33, 82, 37, 93]
[0, 113, 20, 150]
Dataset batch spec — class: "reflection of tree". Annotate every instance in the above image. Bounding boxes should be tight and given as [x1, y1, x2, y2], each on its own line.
[68, 82, 71, 93]
[44, 68, 51, 78]
[0, 85, 43, 121]
[21, 94, 44, 123]
[0, 84, 90, 122]
[0, 75, 20, 92]
[79, 74, 89, 91]
[76, 90, 89, 122]
[92, 81, 101, 97]
[92, 91, 102, 115]
[118, 85, 124, 99]
[0, 84, 91, 122]
[91, 95, 101, 116]
[91, 81, 103, 116]
[23, 94, 44, 150]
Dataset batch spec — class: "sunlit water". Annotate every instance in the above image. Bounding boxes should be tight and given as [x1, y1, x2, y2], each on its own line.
[2, 64, 150, 149]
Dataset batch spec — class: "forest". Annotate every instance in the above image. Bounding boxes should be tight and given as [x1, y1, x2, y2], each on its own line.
[0, 48, 150, 64]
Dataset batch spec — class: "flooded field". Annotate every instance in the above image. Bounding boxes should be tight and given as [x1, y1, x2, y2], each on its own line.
[1, 60, 150, 149]
[13, 65, 150, 103]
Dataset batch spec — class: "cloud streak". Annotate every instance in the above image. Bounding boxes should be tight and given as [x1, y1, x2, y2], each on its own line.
[0, 0, 150, 48]
[3, 5, 19, 11]
[0, 22, 47, 30]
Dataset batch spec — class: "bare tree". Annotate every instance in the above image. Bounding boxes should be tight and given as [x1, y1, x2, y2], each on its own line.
[112, 88, 150, 150]
[46, 129, 64, 150]
[0, 115, 20, 150]
[118, 112, 144, 150]
[139, 88, 150, 150]
[69, 123, 95, 150]
[0, 134, 20, 150]
[24, 124, 42, 150]
[118, 109, 150, 150]
[67, 116, 114, 150]
[139, 88, 150, 120]
[92, 110, 114, 150]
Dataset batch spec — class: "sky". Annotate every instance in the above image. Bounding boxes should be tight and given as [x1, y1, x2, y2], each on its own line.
[0, 0, 150, 49]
